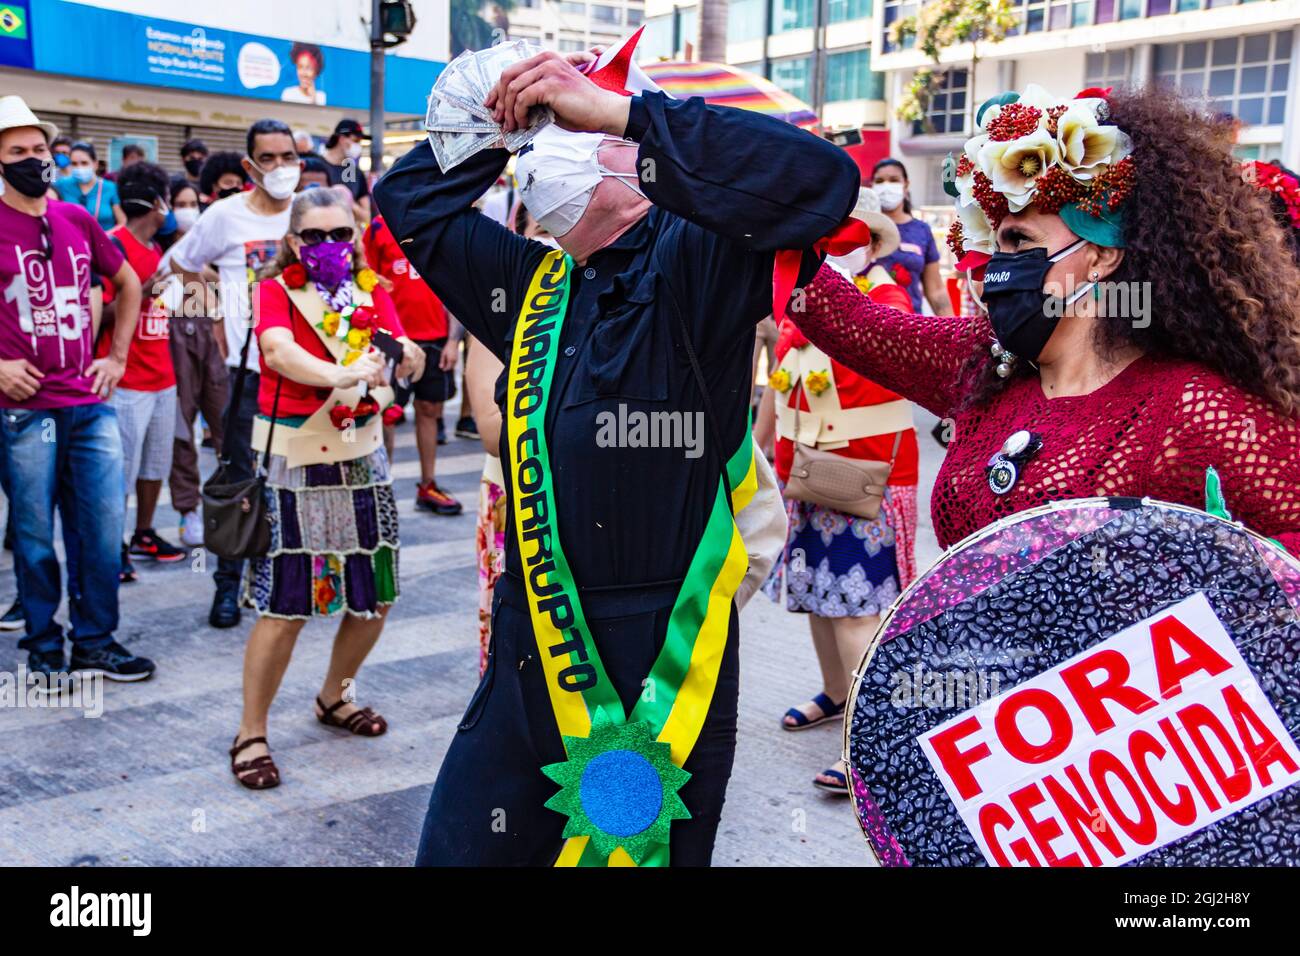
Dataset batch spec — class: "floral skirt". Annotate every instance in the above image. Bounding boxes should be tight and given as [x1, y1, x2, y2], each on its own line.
[243, 448, 400, 620]
[764, 485, 918, 619]
[477, 475, 507, 675]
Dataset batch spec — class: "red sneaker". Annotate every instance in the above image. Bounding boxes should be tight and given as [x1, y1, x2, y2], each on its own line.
[129, 528, 188, 563]
[416, 481, 463, 516]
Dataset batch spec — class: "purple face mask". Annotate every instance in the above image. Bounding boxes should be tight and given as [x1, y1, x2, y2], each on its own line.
[299, 240, 353, 290]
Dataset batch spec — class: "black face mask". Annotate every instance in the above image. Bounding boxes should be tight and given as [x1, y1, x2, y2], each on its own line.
[980, 238, 1090, 361]
[1, 157, 55, 199]
[216, 186, 242, 199]
[185, 157, 205, 177]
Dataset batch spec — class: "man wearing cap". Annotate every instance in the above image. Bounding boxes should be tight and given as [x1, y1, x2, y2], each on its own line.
[170, 138, 209, 197]
[321, 119, 370, 219]
[0, 95, 156, 684]
[376, 43, 858, 865]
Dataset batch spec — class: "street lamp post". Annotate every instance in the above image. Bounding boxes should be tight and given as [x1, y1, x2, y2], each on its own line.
[368, 0, 418, 176]
[370, 0, 385, 175]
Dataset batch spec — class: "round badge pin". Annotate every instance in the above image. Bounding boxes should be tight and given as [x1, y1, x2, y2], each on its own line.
[987, 457, 1018, 495]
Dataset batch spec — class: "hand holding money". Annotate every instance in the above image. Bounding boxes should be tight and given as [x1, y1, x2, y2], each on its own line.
[485, 49, 630, 137]
[425, 40, 559, 172]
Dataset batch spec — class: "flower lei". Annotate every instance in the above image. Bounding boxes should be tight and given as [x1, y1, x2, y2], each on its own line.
[943, 84, 1134, 275]
[283, 263, 400, 430]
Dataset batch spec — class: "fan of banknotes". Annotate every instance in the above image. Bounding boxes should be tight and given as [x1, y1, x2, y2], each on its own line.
[425, 40, 555, 173]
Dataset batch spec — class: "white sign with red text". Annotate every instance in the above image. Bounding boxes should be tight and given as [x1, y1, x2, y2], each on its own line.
[918, 592, 1300, 866]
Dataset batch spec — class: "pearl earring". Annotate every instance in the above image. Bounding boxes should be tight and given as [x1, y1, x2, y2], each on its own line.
[992, 340, 1016, 378]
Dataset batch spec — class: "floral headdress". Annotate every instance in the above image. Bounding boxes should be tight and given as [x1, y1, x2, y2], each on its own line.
[943, 84, 1135, 277]
[1246, 160, 1300, 231]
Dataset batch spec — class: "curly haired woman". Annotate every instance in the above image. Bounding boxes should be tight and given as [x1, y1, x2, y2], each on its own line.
[788, 84, 1300, 555]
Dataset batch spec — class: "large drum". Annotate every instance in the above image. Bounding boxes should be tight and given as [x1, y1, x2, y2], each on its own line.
[846, 497, 1300, 866]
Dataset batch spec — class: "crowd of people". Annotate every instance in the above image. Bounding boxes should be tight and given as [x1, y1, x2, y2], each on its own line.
[3, 33, 1300, 867]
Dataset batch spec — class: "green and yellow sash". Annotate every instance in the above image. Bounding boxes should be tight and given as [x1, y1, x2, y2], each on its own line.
[505, 250, 757, 867]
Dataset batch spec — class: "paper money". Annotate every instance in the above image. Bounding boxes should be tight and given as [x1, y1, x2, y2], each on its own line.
[425, 41, 555, 172]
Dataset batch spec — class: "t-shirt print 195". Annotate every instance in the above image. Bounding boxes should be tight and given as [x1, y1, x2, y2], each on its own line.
[0, 199, 124, 409]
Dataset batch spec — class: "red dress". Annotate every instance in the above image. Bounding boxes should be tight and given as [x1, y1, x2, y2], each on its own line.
[792, 264, 1300, 556]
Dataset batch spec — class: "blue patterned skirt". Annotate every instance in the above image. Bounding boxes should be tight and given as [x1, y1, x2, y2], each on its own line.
[764, 488, 907, 618]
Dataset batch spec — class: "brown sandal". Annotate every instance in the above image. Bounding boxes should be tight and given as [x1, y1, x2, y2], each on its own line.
[230, 736, 280, 790]
[315, 696, 387, 737]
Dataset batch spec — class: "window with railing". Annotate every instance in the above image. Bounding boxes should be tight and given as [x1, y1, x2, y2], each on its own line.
[771, 55, 815, 104]
[828, 0, 873, 22]
[915, 68, 968, 135]
[825, 48, 886, 102]
[1154, 30, 1292, 127]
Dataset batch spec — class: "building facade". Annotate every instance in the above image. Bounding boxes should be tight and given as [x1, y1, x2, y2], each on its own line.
[489, 0, 645, 53]
[874, 0, 1300, 204]
[0, 0, 449, 169]
[640, 0, 884, 130]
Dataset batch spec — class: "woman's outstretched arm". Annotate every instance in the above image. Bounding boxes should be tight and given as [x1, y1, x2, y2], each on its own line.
[790, 263, 992, 418]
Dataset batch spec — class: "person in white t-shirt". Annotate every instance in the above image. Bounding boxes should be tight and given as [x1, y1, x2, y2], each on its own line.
[167, 118, 302, 630]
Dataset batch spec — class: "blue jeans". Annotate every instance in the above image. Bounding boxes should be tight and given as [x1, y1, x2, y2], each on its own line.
[0, 403, 124, 653]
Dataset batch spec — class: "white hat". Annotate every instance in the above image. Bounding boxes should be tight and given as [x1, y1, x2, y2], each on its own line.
[0, 95, 59, 144]
[849, 187, 900, 258]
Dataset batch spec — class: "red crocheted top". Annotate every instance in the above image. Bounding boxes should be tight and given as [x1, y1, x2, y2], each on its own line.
[793, 264, 1300, 556]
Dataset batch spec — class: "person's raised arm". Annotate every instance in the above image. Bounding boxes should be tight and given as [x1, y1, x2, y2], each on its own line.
[791, 262, 991, 419]
[626, 92, 859, 252]
[372, 142, 544, 361]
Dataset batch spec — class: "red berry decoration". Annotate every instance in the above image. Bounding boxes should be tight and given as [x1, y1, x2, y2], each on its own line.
[947, 218, 966, 259]
[891, 263, 912, 286]
[354, 396, 380, 418]
[985, 102, 1043, 142]
[955, 154, 974, 179]
[349, 307, 374, 332]
[972, 172, 1009, 229]
[382, 404, 404, 426]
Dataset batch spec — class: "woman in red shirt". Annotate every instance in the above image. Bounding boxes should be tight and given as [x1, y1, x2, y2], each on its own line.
[768, 188, 920, 794]
[790, 85, 1300, 564]
[229, 188, 425, 789]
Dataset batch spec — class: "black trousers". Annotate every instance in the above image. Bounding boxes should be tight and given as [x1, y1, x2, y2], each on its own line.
[213, 370, 259, 596]
[415, 575, 740, 866]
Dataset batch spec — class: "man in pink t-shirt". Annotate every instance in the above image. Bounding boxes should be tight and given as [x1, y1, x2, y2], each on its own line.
[0, 95, 156, 686]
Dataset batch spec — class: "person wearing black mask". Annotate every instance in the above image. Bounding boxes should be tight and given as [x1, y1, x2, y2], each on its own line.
[0, 95, 156, 685]
[170, 137, 208, 197]
[197, 150, 250, 206]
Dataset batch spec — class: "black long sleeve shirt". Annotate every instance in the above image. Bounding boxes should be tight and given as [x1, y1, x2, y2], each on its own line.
[375, 91, 859, 595]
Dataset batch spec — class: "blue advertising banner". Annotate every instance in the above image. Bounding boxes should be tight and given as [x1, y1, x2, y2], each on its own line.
[0, 1, 34, 69]
[26, 0, 442, 116]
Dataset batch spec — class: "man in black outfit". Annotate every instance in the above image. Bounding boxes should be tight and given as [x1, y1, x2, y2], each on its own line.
[376, 48, 858, 866]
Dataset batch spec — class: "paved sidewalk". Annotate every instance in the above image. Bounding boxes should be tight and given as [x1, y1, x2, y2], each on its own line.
[0, 406, 944, 867]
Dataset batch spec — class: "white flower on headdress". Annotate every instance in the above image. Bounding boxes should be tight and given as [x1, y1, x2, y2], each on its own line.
[1017, 84, 1060, 112]
[955, 134, 986, 208]
[1056, 104, 1126, 181]
[957, 198, 995, 255]
[979, 128, 1060, 212]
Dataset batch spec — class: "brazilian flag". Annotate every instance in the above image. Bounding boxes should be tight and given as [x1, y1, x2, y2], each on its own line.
[0, 5, 27, 40]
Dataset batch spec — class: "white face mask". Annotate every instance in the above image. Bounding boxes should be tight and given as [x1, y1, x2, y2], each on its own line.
[255, 162, 301, 200]
[347, 141, 363, 161]
[174, 206, 200, 231]
[515, 129, 644, 238]
[873, 181, 906, 212]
